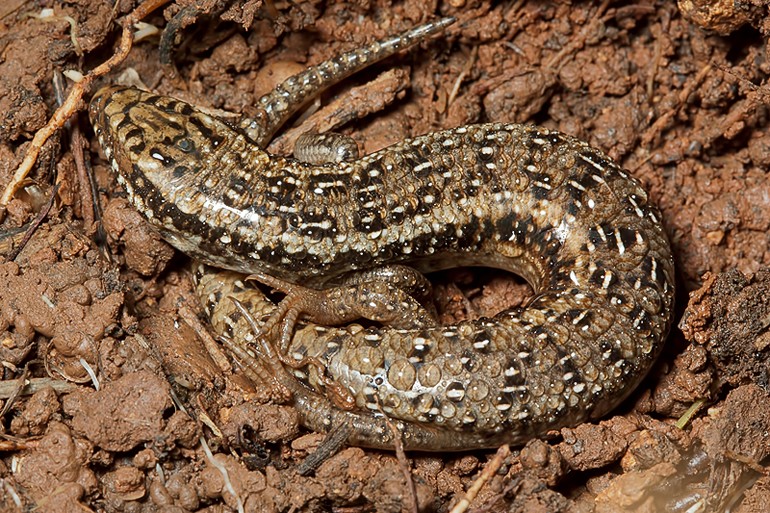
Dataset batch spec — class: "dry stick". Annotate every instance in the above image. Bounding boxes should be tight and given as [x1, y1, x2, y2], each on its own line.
[54, 66, 111, 250]
[0, 366, 31, 420]
[70, 109, 96, 230]
[296, 421, 353, 476]
[382, 413, 419, 513]
[646, 26, 664, 102]
[449, 444, 511, 513]
[6, 182, 60, 261]
[50, 69, 99, 231]
[74, 122, 111, 250]
[0, 0, 170, 214]
[0, 377, 76, 399]
[0, 439, 37, 452]
[447, 45, 478, 108]
[544, 0, 611, 71]
[723, 450, 770, 476]
[178, 303, 234, 374]
[641, 63, 713, 147]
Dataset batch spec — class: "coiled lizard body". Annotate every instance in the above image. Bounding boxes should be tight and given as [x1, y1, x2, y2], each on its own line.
[90, 18, 675, 450]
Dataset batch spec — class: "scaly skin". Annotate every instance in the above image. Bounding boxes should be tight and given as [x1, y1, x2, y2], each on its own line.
[90, 19, 674, 450]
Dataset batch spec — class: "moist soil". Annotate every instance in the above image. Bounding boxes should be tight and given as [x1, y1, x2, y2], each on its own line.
[1, 0, 770, 512]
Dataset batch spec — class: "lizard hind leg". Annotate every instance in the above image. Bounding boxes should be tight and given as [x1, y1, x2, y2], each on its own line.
[193, 266, 294, 403]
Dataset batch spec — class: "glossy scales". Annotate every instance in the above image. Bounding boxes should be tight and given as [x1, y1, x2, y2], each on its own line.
[90, 19, 675, 450]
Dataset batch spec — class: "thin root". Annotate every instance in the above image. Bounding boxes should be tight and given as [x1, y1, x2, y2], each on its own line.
[0, 0, 170, 216]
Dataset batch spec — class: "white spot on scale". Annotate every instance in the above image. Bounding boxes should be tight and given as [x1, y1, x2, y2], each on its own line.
[571, 311, 587, 325]
[446, 388, 464, 399]
[628, 195, 644, 217]
[614, 229, 626, 255]
[602, 270, 613, 288]
[414, 161, 432, 172]
[596, 226, 607, 242]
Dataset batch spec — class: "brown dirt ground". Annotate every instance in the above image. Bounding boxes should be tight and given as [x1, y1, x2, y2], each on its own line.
[1, 0, 770, 511]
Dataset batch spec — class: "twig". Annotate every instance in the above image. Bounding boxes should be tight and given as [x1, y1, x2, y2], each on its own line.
[195, 396, 224, 439]
[382, 414, 419, 513]
[55, 66, 103, 236]
[447, 45, 478, 108]
[0, 440, 37, 452]
[6, 182, 60, 261]
[449, 444, 511, 513]
[0, 377, 74, 399]
[297, 420, 353, 476]
[0, 365, 30, 420]
[0, 0, 170, 215]
[545, 0, 611, 70]
[178, 304, 233, 374]
[641, 63, 713, 147]
[724, 450, 770, 476]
